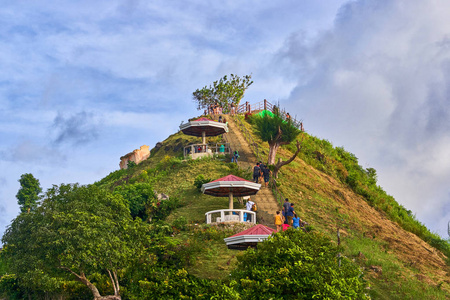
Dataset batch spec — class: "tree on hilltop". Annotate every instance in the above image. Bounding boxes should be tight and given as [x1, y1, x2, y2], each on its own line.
[3, 183, 147, 300]
[16, 173, 42, 213]
[192, 74, 253, 113]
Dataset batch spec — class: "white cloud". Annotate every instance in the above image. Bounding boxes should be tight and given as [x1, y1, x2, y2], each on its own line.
[278, 0, 450, 237]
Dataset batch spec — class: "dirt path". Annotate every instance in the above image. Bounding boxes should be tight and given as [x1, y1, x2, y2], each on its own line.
[226, 117, 280, 227]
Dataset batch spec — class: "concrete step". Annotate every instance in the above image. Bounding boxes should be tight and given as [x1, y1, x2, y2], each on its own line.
[226, 116, 281, 227]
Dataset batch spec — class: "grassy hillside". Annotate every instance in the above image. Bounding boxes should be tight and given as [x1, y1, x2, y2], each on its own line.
[98, 116, 450, 299]
[2, 115, 449, 299]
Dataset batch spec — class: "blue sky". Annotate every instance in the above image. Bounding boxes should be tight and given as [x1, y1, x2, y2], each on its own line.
[1, 0, 450, 240]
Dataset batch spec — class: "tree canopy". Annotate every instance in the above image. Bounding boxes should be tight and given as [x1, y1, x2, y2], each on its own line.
[254, 113, 301, 169]
[2, 183, 147, 300]
[192, 74, 253, 113]
[16, 173, 42, 213]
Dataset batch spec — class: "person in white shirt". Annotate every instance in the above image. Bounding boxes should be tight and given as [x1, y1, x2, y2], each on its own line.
[246, 199, 255, 222]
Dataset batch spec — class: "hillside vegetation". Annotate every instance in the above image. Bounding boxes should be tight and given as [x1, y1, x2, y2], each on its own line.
[1, 113, 449, 299]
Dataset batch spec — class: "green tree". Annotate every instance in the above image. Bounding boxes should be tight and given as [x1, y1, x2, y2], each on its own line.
[16, 173, 42, 213]
[114, 182, 155, 220]
[254, 113, 302, 177]
[2, 183, 147, 300]
[231, 229, 368, 299]
[192, 74, 253, 113]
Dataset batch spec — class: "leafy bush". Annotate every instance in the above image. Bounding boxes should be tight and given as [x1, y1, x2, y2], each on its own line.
[114, 183, 155, 220]
[231, 229, 369, 299]
[172, 216, 188, 231]
[194, 174, 212, 191]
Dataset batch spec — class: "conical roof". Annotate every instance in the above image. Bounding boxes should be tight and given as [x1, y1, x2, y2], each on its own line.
[228, 224, 275, 238]
[224, 224, 275, 250]
[201, 174, 261, 197]
[179, 117, 228, 137]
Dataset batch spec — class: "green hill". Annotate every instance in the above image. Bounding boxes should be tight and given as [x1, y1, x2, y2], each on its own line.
[1, 113, 449, 299]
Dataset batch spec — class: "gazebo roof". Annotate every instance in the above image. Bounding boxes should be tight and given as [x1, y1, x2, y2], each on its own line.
[201, 174, 261, 197]
[228, 224, 275, 237]
[224, 224, 275, 250]
[179, 117, 228, 137]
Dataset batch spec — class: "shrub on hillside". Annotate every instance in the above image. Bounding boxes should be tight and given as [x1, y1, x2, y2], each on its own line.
[231, 229, 369, 299]
[194, 174, 212, 192]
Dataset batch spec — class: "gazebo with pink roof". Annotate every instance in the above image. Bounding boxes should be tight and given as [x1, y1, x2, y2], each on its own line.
[201, 174, 261, 210]
[180, 117, 228, 144]
[224, 224, 275, 250]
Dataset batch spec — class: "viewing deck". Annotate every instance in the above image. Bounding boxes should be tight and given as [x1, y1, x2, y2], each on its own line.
[184, 143, 231, 159]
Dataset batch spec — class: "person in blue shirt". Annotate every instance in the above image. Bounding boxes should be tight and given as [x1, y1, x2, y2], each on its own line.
[286, 203, 295, 226]
[292, 214, 301, 229]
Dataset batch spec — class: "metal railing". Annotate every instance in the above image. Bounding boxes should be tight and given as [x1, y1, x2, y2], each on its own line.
[236, 99, 303, 131]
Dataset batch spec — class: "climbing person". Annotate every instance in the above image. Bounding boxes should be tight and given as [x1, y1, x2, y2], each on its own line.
[292, 213, 301, 229]
[253, 162, 261, 183]
[258, 161, 266, 184]
[232, 150, 239, 163]
[287, 203, 295, 226]
[282, 198, 290, 220]
[274, 211, 283, 232]
[262, 165, 271, 187]
[246, 198, 255, 222]
[230, 102, 236, 115]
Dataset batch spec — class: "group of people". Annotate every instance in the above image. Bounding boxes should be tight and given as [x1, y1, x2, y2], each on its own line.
[253, 161, 271, 187]
[274, 198, 303, 232]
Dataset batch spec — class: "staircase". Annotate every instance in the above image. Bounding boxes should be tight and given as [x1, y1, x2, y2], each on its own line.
[225, 117, 280, 228]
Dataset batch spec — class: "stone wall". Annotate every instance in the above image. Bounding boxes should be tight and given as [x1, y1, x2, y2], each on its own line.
[119, 145, 150, 169]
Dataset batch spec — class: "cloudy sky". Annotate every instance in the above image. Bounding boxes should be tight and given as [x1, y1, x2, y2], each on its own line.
[1, 0, 449, 240]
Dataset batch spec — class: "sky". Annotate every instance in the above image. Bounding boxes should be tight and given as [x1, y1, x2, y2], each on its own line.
[1, 0, 449, 240]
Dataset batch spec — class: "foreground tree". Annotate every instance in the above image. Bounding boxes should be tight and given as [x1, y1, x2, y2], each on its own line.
[16, 173, 42, 213]
[254, 113, 302, 177]
[2, 184, 146, 300]
[232, 229, 369, 299]
[192, 74, 253, 113]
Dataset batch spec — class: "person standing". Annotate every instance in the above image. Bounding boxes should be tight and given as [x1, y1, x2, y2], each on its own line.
[292, 214, 301, 229]
[274, 211, 283, 232]
[253, 162, 261, 183]
[287, 203, 295, 226]
[246, 199, 255, 222]
[282, 198, 290, 220]
[262, 165, 271, 187]
[232, 150, 239, 163]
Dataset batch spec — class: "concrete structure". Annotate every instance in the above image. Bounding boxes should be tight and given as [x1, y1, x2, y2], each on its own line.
[205, 209, 256, 224]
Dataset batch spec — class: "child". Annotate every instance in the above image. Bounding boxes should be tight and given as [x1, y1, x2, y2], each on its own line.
[274, 211, 283, 232]
[292, 213, 301, 229]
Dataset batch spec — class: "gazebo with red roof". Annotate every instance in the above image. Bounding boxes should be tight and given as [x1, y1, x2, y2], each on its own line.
[201, 174, 261, 209]
[179, 117, 228, 144]
[224, 224, 275, 250]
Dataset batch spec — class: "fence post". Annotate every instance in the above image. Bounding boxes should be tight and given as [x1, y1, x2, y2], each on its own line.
[264, 99, 267, 110]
